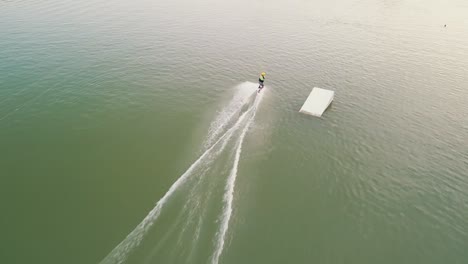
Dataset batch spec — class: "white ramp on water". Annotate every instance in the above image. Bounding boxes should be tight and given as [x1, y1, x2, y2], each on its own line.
[299, 87, 334, 117]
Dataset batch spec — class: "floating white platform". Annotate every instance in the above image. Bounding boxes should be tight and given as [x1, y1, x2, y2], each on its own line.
[299, 87, 334, 117]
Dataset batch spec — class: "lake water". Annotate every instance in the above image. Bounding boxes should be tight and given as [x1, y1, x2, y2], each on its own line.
[1, 0, 468, 263]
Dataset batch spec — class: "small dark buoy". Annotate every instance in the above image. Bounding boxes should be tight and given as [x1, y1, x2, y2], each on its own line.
[444, 24, 447, 27]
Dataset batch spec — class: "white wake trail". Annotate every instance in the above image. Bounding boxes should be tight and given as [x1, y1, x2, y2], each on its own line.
[211, 91, 264, 264]
[100, 93, 257, 264]
[204, 82, 256, 149]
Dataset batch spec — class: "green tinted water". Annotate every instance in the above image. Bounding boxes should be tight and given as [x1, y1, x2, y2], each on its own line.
[1, 0, 468, 263]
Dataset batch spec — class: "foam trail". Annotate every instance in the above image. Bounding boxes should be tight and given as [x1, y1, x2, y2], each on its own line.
[204, 82, 256, 149]
[211, 91, 264, 264]
[100, 100, 256, 264]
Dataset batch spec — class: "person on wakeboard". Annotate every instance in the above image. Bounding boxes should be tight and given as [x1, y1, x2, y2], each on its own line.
[258, 72, 266, 93]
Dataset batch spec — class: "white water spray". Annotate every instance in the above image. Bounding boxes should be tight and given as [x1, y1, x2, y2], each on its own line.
[204, 82, 256, 149]
[100, 83, 261, 264]
[211, 91, 264, 264]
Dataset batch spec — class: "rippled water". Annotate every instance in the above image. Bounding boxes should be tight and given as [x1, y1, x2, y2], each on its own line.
[1, 0, 468, 263]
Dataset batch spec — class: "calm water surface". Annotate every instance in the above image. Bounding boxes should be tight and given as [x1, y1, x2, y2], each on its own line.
[1, 0, 468, 263]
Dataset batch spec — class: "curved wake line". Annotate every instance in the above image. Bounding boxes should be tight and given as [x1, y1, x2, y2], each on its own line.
[100, 97, 257, 264]
[211, 92, 264, 264]
[204, 82, 256, 149]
